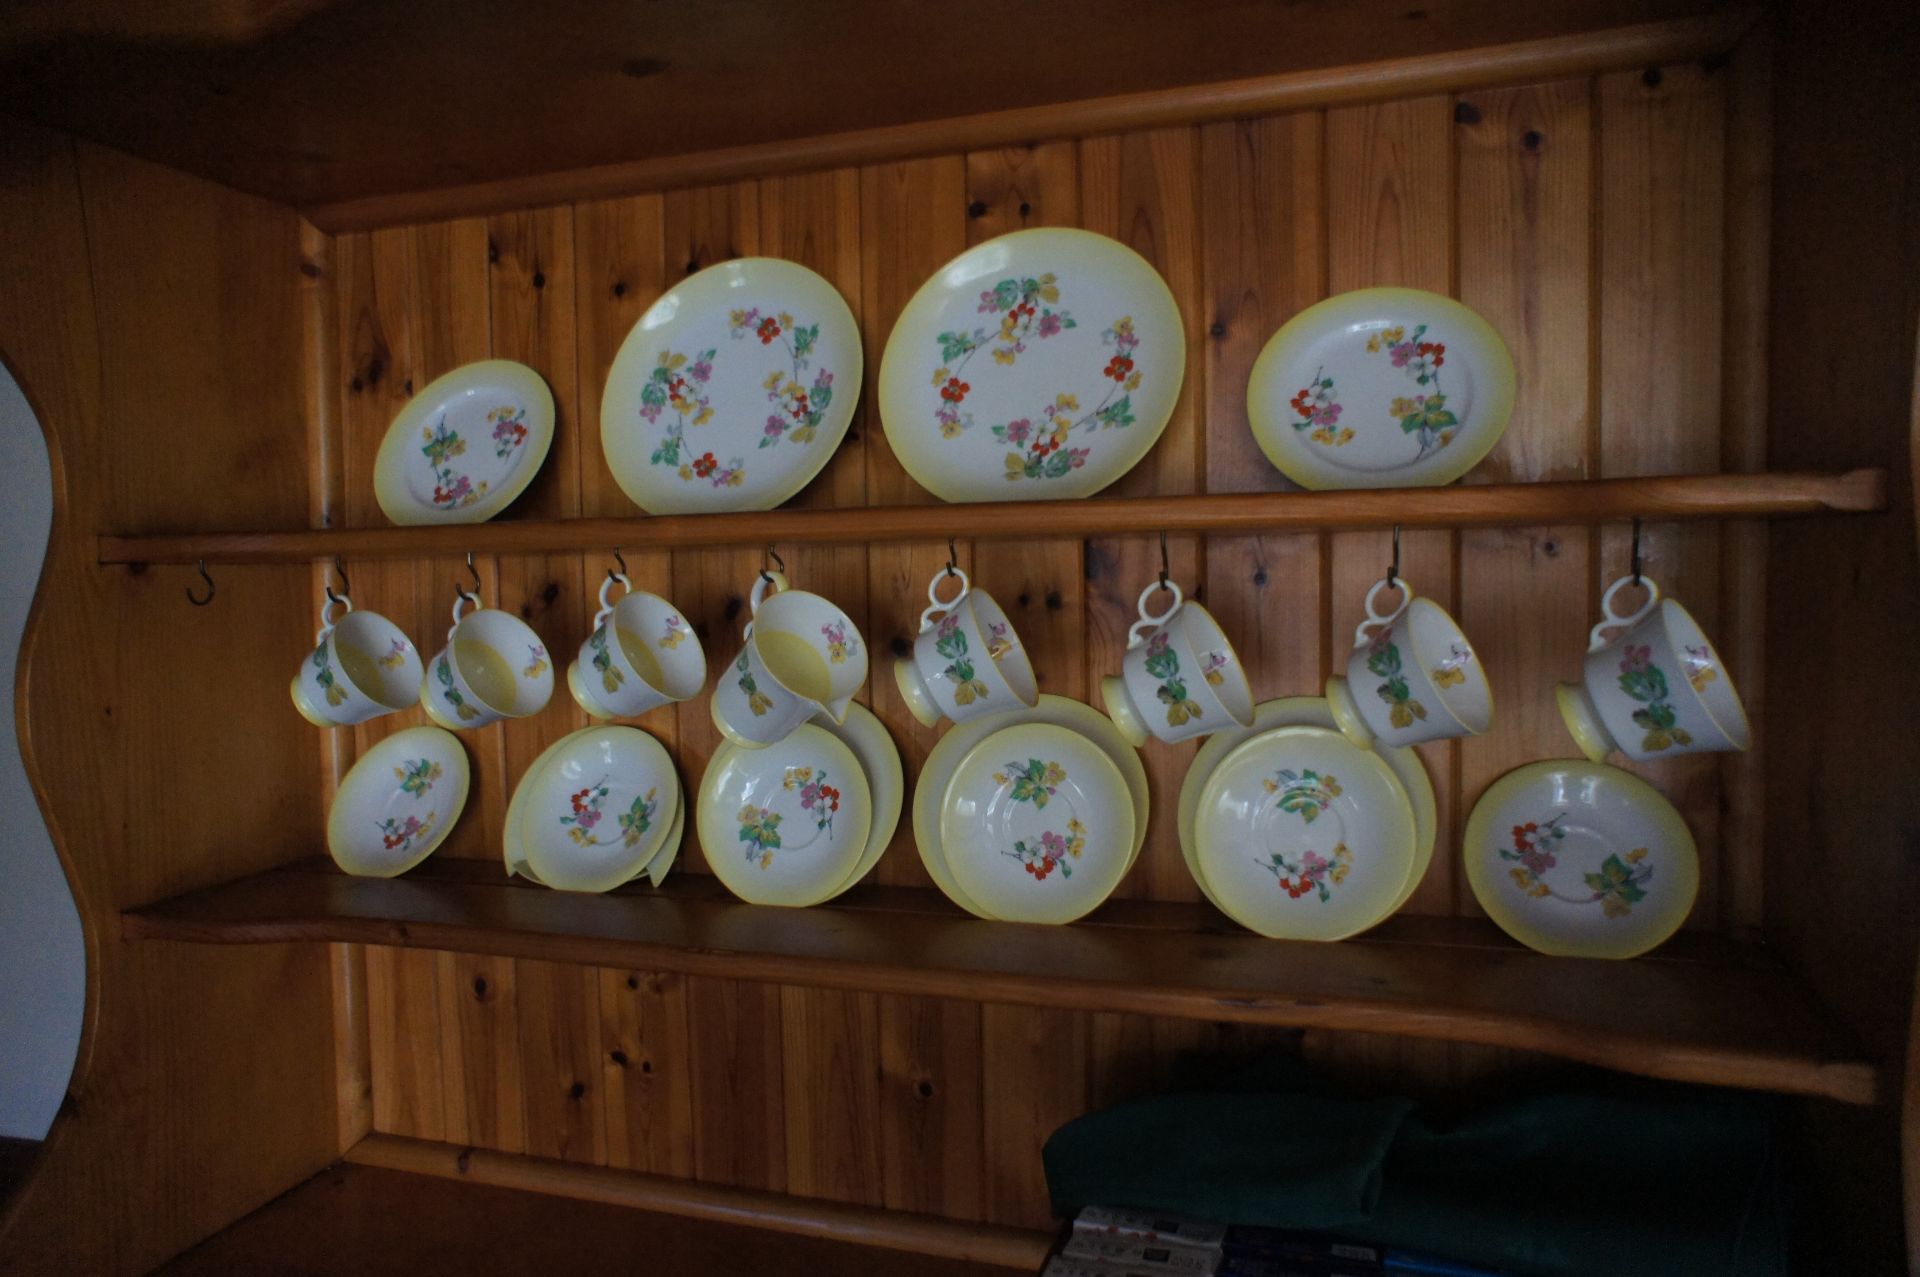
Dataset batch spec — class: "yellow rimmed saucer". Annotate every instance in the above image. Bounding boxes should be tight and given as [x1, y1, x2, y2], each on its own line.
[504, 727, 681, 888]
[327, 726, 471, 877]
[1193, 724, 1416, 941]
[810, 702, 904, 895]
[1247, 287, 1514, 490]
[601, 257, 863, 514]
[940, 722, 1134, 926]
[878, 228, 1185, 503]
[1179, 697, 1435, 919]
[914, 694, 1150, 919]
[1463, 760, 1698, 959]
[699, 724, 871, 907]
[374, 359, 555, 525]
[514, 726, 679, 893]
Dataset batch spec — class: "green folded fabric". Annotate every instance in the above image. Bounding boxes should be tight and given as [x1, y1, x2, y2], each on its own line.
[1042, 1059, 1786, 1277]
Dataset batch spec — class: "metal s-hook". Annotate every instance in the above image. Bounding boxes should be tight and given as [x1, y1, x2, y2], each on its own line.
[1157, 531, 1171, 592]
[456, 551, 482, 607]
[1386, 525, 1402, 591]
[1630, 517, 1644, 587]
[609, 546, 628, 586]
[761, 544, 786, 586]
[186, 560, 215, 606]
[326, 555, 351, 608]
[945, 538, 958, 578]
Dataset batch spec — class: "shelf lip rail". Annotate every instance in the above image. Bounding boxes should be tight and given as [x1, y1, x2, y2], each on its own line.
[96, 468, 1888, 566]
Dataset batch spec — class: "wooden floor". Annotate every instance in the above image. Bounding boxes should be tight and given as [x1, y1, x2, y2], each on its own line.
[155, 1164, 1032, 1276]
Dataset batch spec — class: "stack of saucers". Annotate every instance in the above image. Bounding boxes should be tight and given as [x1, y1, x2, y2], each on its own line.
[1178, 697, 1436, 940]
[506, 725, 683, 891]
[696, 703, 902, 907]
[916, 694, 1146, 924]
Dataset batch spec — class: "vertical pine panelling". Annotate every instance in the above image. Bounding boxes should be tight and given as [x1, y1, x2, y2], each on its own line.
[1196, 111, 1328, 784]
[687, 976, 787, 1191]
[1453, 81, 1594, 916]
[1323, 96, 1459, 915]
[1078, 128, 1203, 903]
[982, 1004, 1087, 1229]
[877, 994, 984, 1220]
[597, 968, 694, 1175]
[1597, 64, 1726, 926]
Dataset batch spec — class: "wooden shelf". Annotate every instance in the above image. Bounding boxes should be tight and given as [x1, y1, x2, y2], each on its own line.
[126, 857, 1879, 1106]
[97, 469, 1886, 565]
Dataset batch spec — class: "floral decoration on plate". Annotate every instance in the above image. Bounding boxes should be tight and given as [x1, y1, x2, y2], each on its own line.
[374, 360, 555, 525]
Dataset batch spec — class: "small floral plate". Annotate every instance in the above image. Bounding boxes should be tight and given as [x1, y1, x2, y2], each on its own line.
[1463, 760, 1698, 959]
[505, 727, 681, 888]
[515, 726, 678, 893]
[698, 724, 871, 907]
[809, 702, 904, 895]
[1247, 288, 1514, 489]
[914, 695, 1150, 920]
[940, 722, 1135, 926]
[878, 228, 1185, 502]
[1194, 725, 1415, 941]
[601, 257, 862, 514]
[374, 359, 555, 525]
[1179, 698, 1435, 918]
[327, 726, 471, 877]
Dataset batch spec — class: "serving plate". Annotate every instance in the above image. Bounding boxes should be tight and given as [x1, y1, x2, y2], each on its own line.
[1247, 287, 1514, 490]
[698, 723, 871, 906]
[327, 726, 471, 877]
[1463, 760, 1698, 959]
[374, 359, 554, 525]
[1193, 724, 1415, 940]
[940, 721, 1134, 925]
[601, 257, 861, 514]
[878, 228, 1184, 502]
[1179, 696, 1434, 917]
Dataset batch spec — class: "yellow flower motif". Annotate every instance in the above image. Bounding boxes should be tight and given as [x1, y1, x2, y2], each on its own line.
[790, 424, 817, 444]
[1431, 666, 1466, 689]
[1689, 666, 1718, 692]
[1384, 325, 1405, 344]
[932, 366, 949, 387]
[1004, 451, 1027, 480]
[747, 690, 774, 716]
[1436, 430, 1455, 448]
[1530, 883, 1553, 899]
[1390, 396, 1419, 417]
[455, 701, 479, 721]
[1510, 867, 1534, 889]
[728, 309, 749, 328]
[953, 680, 989, 705]
[1166, 699, 1201, 727]
[677, 464, 693, 481]
[1055, 393, 1079, 413]
[1601, 895, 1630, 918]
[1330, 863, 1350, 885]
[764, 370, 784, 392]
[1124, 371, 1143, 392]
[693, 406, 714, 426]
[1038, 274, 1060, 303]
[324, 683, 348, 707]
[992, 772, 1009, 785]
[760, 851, 774, 870]
[737, 804, 760, 825]
[783, 381, 804, 399]
[523, 654, 548, 678]
[1042, 762, 1067, 788]
[1388, 700, 1428, 729]
[942, 418, 966, 439]
[725, 471, 745, 487]
[666, 351, 688, 369]
[1112, 316, 1135, 337]
[1262, 778, 1279, 793]
[777, 311, 793, 328]
[602, 665, 625, 694]
[992, 347, 1017, 365]
[1068, 818, 1085, 835]
[1204, 668, 1224, 687]
[1626, 847, 1648, 863]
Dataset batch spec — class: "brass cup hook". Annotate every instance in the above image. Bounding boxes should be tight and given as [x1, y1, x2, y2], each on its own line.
[186, 560, 215, 606]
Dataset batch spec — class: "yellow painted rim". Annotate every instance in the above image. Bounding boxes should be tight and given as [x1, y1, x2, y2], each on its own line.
[1555, 683, 1613, 763]
[813, 702, 906, 894]
[698, 724, 871, 907]
[1246, 287, 1516, 490]
[1463, 759, 1699, 959]
[878, 227, 1185, 503]
[374, 359, 555, 526]
[326, 726, 471, 877]
[600, 257, 863, 514]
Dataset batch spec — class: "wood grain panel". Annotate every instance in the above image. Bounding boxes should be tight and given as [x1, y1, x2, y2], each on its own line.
[514, 958, 606, 1164]
[981, 1004, 1088, 1229]
[598, 968, 694, 1176]
[877, 995, 985, 1221]
[1596, 63, 1726, 926]
[687, 976, 787, 1191]
[1453, 80, 1593, 917]
[436, 953, 524, 1152]
[1324, 95, 1460, 915]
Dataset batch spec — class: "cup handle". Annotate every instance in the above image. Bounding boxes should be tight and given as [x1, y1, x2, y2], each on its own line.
[449, 586, 480, 645]
[918, 566, 971, 632]
[595, 571, 632, 629]
[1126, 580, 1183, 649]
[1588, 574, 1662, 652]
[315, 592, 353, 647]
[745, 569, 787, 639]
[1352, 575, 1414, 648]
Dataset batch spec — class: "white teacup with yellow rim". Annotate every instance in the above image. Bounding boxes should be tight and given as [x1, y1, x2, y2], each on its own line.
[1099, 579, 1254, 746]
[568, 572, 707, 721]
[1556, 573, 1750, 763]
[1326, 576, 1491, 749]
[711, 569, 867, 748]
[893, 566, 1039, 728]
[421, 587, 555, 730]
[291, 592, 424, 728]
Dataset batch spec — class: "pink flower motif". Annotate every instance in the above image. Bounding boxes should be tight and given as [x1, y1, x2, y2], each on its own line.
[1368, 625, 1395, 654]
[937, 614, 961, 639]
[1299, 850, 1329, 880]
[764, 415, 785, 438]
[1037, 313, 1062, 338]
[1622, 644, 1652, 673]
[1521, 849, 1557, 875]
[977, 290, 998, 313]
[1067, 447, 1090, 469]
[690, 356, 714, 383]
[1313, 403, 1343, 426]
[1147, 632, 1171, 656]
[1003, 418, 1032, 444]
[1389, 341, 1415, 367]
[1039, 830, 1067, 859]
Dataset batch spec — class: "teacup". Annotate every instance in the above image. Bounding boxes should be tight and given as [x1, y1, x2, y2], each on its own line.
[1326, 576, 1492, 749]
[421, 589, 554, 730]
[567, 573, 707, 720]
[711, 570, 868, 748]
[892, 567, 1039, 727]
[1099, 580, 1254, 746]
[1556, 573, 1749, 763]
[291, 595, 424, 728]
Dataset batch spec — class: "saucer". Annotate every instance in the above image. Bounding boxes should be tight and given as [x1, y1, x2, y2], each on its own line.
[939, 721, 1134, 925]
[1463, 760, 1698, 959]
[1193, 724, 1415, 940]
[328, 726, 471, 877]
[515, 726, 678, 893]
[914, 694, 1149, 919]
[698, 724, 871, 906]
[1179, 697, 1435, 917]
[810, 702, 904, 895]
[1247, 288, 1514, 489]
[374, 359, 554, 524]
